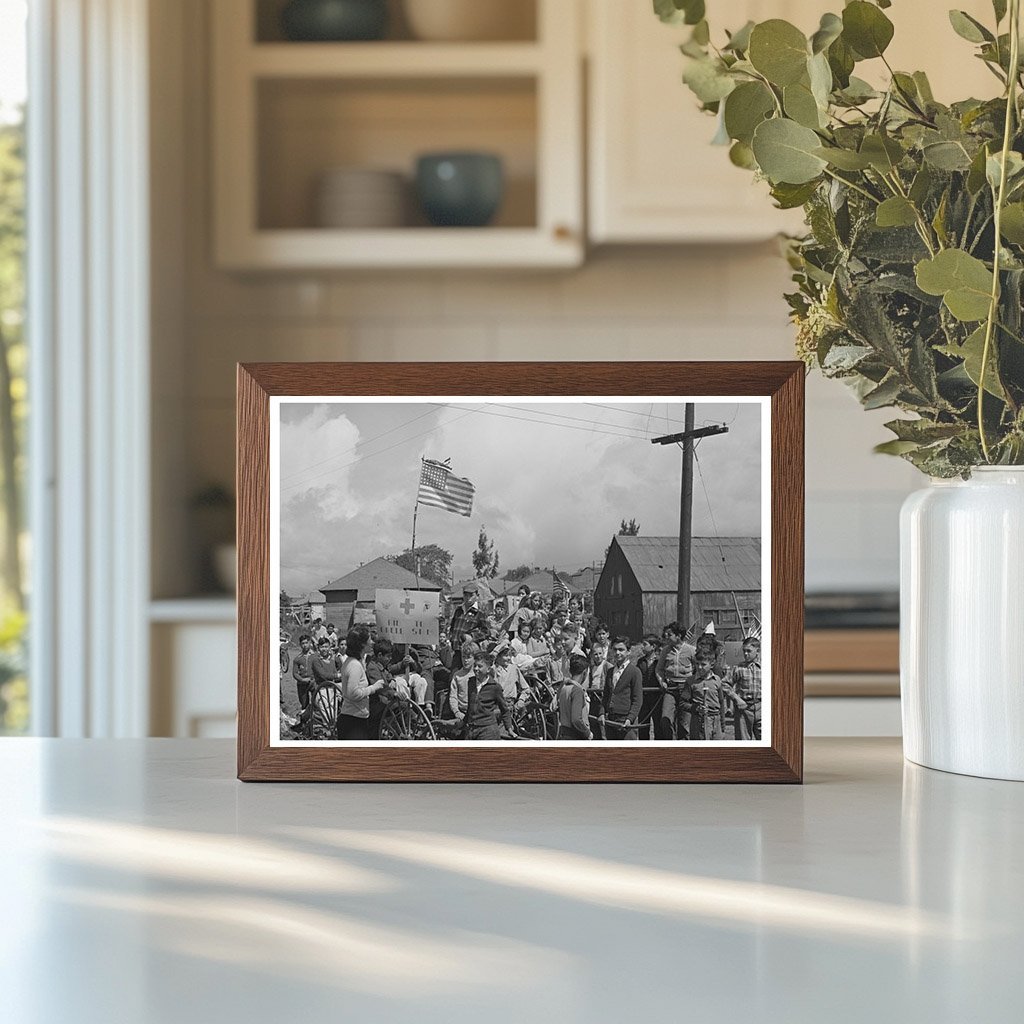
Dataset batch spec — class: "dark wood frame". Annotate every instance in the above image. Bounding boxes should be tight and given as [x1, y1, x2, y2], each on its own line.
[237, 362, 804, 782]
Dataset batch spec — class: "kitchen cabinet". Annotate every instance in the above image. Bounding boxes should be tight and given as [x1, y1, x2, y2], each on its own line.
[211, 0, 583, 269]
[586, 0, 998, 244]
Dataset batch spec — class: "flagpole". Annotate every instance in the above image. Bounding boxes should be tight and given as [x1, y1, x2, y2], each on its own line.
[411, 457, 423, 590]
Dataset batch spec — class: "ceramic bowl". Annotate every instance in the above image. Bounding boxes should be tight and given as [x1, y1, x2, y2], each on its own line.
[415, 152, 504, 227]
[281, 0, 388, 42]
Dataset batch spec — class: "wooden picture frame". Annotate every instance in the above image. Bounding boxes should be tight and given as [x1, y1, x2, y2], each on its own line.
[237, 362, 804, 782]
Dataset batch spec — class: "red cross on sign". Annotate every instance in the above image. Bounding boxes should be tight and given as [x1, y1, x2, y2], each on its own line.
[373, 588, 439, 645]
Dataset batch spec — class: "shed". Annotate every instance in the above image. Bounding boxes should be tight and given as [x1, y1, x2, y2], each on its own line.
[320, 557, 441, 631]
[594, 535, 761, 642]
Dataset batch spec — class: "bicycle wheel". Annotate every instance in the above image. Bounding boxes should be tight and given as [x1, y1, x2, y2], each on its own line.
[513, 700, 547, 740]
[533, 681, 559, 740]
[378, 699, 437, 741]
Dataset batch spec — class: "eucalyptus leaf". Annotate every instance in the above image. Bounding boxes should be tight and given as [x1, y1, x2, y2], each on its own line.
[948, 10, 994, 44]
[683, 57, 736, 104]
[784, 80, 824, 129]
[913, 71, 935, 104]
[814, 146, 872, 170]
[810, 13, 843, 54]
[986, 150, 1024, 191]
[922, 140, 973, 171]
[967, 144, 991, 194]
[876, 197, 918, 228]
[724, 81, 775, 144]
[862, 374, 903, 409]
[939, 326, 1006, 398]
[752, 118, 828, 184]
[860, 133, 904, 173]
[842, 1, 895, 59]
[827, 36, 856, 89]
[748, 20, 809, 87]
[729, 140, 757, 169]
[653, 0, 705, 26]
[770, 180, 820, 209]
[874, 439, 922, 455]
[808, 52, 833, 109]
[1000, 203, 1024, 245]
[724, 20, 755, 53]
[915, 250, 994, 322]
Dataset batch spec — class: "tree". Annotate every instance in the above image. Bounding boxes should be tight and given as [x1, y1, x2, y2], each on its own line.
[388, 544, 453, 587]
[606, 517, 642, 559]
[471, 527, 500, 579]
[504, 564, 533, 582]
[0, 113, 25, 610]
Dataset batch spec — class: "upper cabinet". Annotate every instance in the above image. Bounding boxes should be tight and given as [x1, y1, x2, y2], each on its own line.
[211, 0, 584, 269]
[586, 0, 999, 245]
[587, 0, 816, 244]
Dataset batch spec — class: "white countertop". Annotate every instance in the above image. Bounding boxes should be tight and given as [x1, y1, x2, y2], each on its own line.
[0, 738, 1019, 1023]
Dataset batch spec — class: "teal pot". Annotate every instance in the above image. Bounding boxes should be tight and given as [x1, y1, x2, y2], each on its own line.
[415, 152, 504, 227]
[281, 0, 388, 41]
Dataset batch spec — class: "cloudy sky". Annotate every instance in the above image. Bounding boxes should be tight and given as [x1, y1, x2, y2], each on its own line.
[277, 400, 763, 596]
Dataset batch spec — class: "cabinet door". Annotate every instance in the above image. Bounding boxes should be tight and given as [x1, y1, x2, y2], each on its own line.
[587, 0, 807, 242]
[588, 0, 1000, 245]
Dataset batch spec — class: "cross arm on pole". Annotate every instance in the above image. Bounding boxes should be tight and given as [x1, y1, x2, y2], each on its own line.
[651, 424, 729, 445]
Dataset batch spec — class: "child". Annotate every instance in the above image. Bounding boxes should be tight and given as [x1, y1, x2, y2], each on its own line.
[290, 633, 314, 712]
[727, 636, 761, 740]
[685, 654, 728, 741]
[393, 655, 428, 705]
[556, 653, 593, 739]
[464, 651, 514, 741]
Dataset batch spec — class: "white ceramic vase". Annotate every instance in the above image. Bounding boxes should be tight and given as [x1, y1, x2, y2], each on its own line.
[900, 467, 1024, 780]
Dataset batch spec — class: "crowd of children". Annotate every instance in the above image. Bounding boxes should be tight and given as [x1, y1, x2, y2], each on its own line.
[282, 587, 762, 742]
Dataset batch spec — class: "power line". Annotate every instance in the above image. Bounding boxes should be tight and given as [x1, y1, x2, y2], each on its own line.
[694, 446, 729, 570]
[281, 407, 437, 483]
[281, 410, 475, 494]
[423, 403, 655, 441]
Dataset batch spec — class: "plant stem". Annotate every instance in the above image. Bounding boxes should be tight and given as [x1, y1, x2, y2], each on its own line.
[822, 167, 880, 205]
[979, 0, 1021, 462]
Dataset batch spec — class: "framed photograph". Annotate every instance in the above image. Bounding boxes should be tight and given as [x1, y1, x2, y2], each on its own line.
[237, 362, 804, 782]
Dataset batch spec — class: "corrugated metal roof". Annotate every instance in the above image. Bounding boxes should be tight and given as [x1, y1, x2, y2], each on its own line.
[615, 536, 761, 593]
[321, 556, 441, 601]
[499, 570, 582, 596]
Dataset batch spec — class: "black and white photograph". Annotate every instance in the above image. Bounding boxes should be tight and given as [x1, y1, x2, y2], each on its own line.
[271, 397, 769, 745]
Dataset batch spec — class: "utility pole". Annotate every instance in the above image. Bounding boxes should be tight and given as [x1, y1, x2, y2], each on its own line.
[652, 406, 729, 628]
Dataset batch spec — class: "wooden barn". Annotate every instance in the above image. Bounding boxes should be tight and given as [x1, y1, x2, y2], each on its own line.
[594, 536, 761, 642]
[320, 557, 441, 632]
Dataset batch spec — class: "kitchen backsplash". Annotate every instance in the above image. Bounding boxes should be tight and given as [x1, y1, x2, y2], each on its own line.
[178, 246, 917, 594]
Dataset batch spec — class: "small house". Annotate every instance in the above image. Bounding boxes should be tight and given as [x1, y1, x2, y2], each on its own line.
[320, 557, 441, 632]
[594, 535, 761, 642]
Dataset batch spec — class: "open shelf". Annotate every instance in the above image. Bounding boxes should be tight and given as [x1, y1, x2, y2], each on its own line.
[254, 0, 538, 44]
[257, 76, 538, 232]
[213, 0, 582, 268]
[249, 41, 544, 77]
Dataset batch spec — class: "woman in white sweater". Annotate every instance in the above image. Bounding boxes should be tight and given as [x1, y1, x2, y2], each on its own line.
[337, 626, 388, 740]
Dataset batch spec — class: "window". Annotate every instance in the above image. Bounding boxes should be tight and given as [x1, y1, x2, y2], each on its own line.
[0, 0, 27, 734]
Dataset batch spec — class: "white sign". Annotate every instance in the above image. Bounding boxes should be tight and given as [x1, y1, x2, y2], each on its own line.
[374, 589, 440, 645]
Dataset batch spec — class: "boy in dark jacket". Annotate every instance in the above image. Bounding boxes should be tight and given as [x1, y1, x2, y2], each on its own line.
[603, 636, 644, 740]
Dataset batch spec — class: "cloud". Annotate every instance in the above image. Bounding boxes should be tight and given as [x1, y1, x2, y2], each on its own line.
[277, 401, 763, 595]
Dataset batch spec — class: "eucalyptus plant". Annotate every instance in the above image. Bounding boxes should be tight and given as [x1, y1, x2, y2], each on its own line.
[657, 0, 1024, 476]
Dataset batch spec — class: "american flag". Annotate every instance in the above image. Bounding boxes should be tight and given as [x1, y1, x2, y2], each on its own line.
[417, 458, 475, 517]
[551, 568, 571, 602]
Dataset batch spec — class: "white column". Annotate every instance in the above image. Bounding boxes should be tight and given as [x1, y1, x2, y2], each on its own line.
[28, 0, 150, 737]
